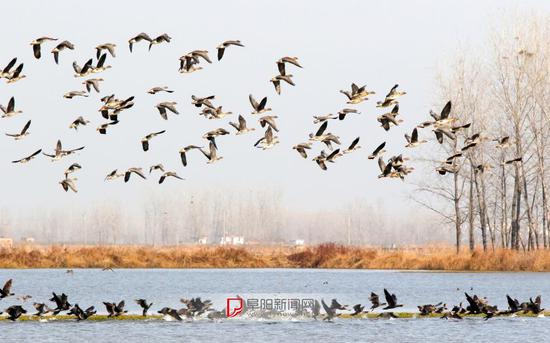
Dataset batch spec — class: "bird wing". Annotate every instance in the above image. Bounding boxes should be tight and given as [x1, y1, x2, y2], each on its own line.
[248, 94, 259, 110]
[440, 101, 452, 119]
[315, 121, 328, 136]
[20, 120, 31, 135]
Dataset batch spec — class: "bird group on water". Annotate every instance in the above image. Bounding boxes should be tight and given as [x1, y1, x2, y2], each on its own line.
[1, 32, 524, 193]
[0, 278, 544, 322]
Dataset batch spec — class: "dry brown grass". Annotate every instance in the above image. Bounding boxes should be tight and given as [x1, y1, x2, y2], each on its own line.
[1, 243, 550, 271]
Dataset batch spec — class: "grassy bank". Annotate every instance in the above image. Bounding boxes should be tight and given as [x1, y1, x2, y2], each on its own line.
[1, 243, 549, 271]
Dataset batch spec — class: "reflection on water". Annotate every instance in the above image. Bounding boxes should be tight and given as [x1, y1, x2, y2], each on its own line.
[1, 269, 549, 342]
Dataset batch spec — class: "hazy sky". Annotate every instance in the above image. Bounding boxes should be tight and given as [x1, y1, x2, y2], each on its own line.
[1, 0, 548, 216]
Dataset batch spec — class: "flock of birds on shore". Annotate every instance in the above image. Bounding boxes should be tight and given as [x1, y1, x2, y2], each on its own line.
[0, 278, 544, 321]
[1, 33, 524, 193]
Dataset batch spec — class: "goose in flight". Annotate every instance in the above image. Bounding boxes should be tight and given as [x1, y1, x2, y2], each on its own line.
[95, 43, 116, 58]
[191, 95, 215, 108]
[97, 120, 119, 134]
[43, 140, 84, 161]
[433, 127, 456, 144]
[494, 136, 511, 149]
[229, 115, 255, 134]
[217, 40, 244, 60]
[69, 304, 96, 321]
[199, 141, 223, 164]
[312, 149, 340, 170]
[342, 137, 361, 154]
[158, 307, 183, 321]
[383, 84, 407, 101]
[12, 149, 42, 164]
[1, 97, 23, 118]
[51, 40, 75, 64]
[320, 299, 336, 321]
[436, 163, 458, 175]
[276, 56, 302, 76]
[63, 90, 88, 99]
[129, 33, 152, 52]
[105, 169, 124, 181]
[5, 305, 26, 321]
[431, 101, 456, 128]
[258, 115, 279, 132]
[30, 36, 57, 59]
[90, 53, 111, 73]
[72, 58, 94, 77]
[33, 302, 55, 317]
[502, 157, 522, 165]
[203, 128, 230, 149]
[368, 292, 386, 310]
[309, 121, 328, 142]
[179, 145, 202, 167]
[254, 126, 279, 150]
[64, 163, 82, 178]
[136, 299, 153, 316]
[5, 62, 25, 83]
[5, 120, 31, 140]
[405, 128, 427, 147]
[50, 292, 71, 315]
[377, 104, 402, 131]
[0, 57, 17, 79]
[0, 279, 14, 298]
[292, 142, 312, 159]
[141, 130, 166, 151]
[148, 33, 172, 50]
[340, 83, 374, 104]
[201, 106, 232, 119]
[156, 102, 179, 120]
[159, 171, 184, 184]
[148, 86, 174, 94]
[337, 108, 360, 121]
[383, 288, 403, 310]
[270, 74, 295, 95]
[69, 116, 90, 130]
[368, 142, 386, 160]
[104, 301, 127, 317]
[378, 157, 396, 178]
[149, 164, 165, 174]
[450, 122, 471, 133]
[124, 168, 147, 182]
[249, 94, 271, 114]
[83, 78, 104, 93]
[351, 304, 366, 316]
[59, 177, 78, 193]
[313, 113, 338, 124]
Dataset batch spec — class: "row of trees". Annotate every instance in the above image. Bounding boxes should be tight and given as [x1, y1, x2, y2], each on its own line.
[417, 15, 550, 252]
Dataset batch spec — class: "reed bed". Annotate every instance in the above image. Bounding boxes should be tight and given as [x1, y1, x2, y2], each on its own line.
[1, 243, 550, 271]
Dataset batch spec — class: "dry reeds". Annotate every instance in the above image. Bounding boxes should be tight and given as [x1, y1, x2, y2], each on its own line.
[1, 243, 549, 271]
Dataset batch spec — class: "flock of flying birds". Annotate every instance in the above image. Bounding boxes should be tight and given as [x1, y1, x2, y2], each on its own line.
[1, 33, 522, 193]
[0, 278, 544, 321]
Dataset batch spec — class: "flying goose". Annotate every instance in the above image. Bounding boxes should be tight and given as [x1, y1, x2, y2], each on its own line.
[129, 33, 153, 52]
[90, 53, 111, 73]
[105, 169, 124, 181]
[33, 302, 55, 317]
[64, 163, 82, 177]
[12, 149, 42, 164]
[136, 299, 153, 316]
[96, 120, 119, 134]
[342, 137, 361, 154]
[104, 301, 127, 317]
[351, 304, 365, 316]
[50, 292, 71, 315]
[51, 40, 75, 64]
[59, 177, 78, 193]
[63, 91, 89, 99]
[506, 295, 521, 313]
[199, 141, 223, 164]
[156, 102, 179, 120]
[0, 279, 14, 298]
[337, 108, 360, 120]
[431, 101, 456, 127]
[258, 115, 279, 132]
[69, 304, 96, 320]
[149, 164, 165, 174]
[309, 121, 328, 141]
[312, 149, 340, 170]
[141, 130, 166, 151]
[276, 56, 302, 76]
[5, 120, 31, 140]
[159, 171, 184, 184]
[494, 136, 511, 149]
[5, 305, 26, 321]
[148, 86, 174, 94]
[1, 97, 23, 117]
[72, 58, 94, 77]
[313, 114, 338, 124]
[43, 140, 84, 160]
[368, 292, 386, 310]
[450, 122, 472, 133]
[201, 106, 232, 119]
[69, 116, 90, 130]
[368, 142, 387, 160]
[158, 307, 183, 321]
[378, 157, 395, 178]
[433, 127, 456, 144]
[383, 84, 407, 101]
[191, 95, 215, 108]
[249, 94, 271, 114]
[5, 63, 25, 83]
[83, 78, 104, 93]
[340, 83, 374, 104]
[502, 157, 522, 165]
[179, 145, 202, 167]
[254, 126, 279, 150]
[383, 288, 403, 310]
[217, 40, 244, 60]
[377, 105, 402, 131]
[320, 299, 336, 321]
[405, 128, 427, 147]
[148, 33, 172, 50]
[436, 163, 458, 175]
[30, 37, 57, 59]
[270, 74, 295, 95]
[95, 43, 117, 58]
[292, 142, 312, 159]
[0, 57, 17, 79]
[203, 128, 230, 149]
[124, 168, 147, 182]
[229, 115, 255, 134]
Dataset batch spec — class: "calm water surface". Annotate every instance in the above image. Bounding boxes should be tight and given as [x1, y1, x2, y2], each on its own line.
[0, 269, 549, 342]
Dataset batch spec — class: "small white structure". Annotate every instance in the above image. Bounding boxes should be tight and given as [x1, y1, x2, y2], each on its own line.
[290, 239, 305, 246]
[197, 237, 208, 245]
[22, 237, 35, 243]
[220, 236, 245, 245]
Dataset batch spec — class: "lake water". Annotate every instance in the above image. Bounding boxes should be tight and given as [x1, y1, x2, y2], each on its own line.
[1, 269, 549, 342]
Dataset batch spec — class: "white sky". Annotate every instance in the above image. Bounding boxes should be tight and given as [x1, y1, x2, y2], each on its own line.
[0, 0, 548, 216]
